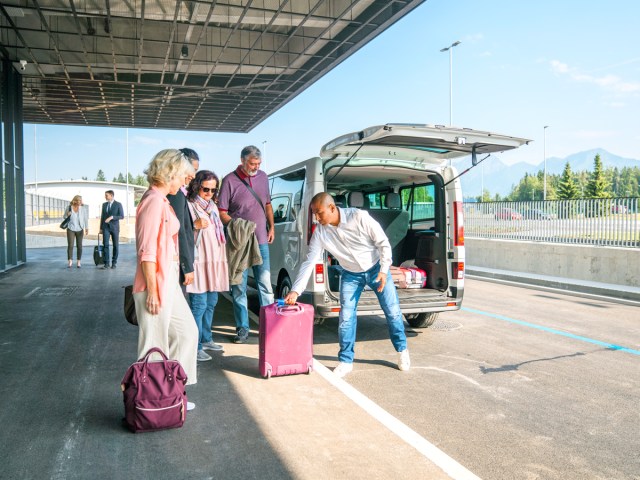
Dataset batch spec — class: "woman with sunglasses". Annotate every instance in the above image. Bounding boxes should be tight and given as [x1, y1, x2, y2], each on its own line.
[186, 170, 229, 361]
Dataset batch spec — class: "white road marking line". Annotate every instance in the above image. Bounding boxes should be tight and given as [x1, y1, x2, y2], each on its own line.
[239, 296, 481, 480]
[24, 287, 40, 298]
[313, 360, 481, 480]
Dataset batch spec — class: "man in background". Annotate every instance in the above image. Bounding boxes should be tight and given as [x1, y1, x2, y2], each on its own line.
[100, 190, 124, 269]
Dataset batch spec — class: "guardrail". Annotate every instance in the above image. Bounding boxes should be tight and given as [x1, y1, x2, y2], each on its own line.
[25, 193, 89, 227]
[464, 198, 640, 248]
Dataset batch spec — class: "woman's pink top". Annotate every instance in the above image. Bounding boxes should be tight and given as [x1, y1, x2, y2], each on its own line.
[133, 187, 180, 305]
[186, 201, 229, 294]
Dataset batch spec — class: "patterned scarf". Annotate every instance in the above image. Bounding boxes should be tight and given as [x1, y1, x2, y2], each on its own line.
[194, 195, 226, 244]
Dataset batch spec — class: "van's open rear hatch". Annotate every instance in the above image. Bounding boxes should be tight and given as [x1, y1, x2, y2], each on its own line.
[321, 123, 530, 166]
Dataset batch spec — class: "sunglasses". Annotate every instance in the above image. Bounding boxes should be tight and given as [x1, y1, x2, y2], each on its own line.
[200, 187, 218, 193]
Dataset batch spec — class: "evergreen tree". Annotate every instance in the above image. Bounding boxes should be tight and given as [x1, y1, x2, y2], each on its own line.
[95, 169, 106, 181]
[556, 162, 579, 199]
[585, 154, 610, 198]
[508, 173, 542, 201]
[116, 172, 126, 183]
[134, 174, 149, 187]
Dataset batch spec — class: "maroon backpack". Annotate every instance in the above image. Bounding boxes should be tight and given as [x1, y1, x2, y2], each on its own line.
[121, 347, 188, 433]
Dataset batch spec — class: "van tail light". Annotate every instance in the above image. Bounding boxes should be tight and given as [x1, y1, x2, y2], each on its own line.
[307, 205, 316, 245]
[453, 201, 464, 246]
[315, 264, 324, 283]
[452, 262, 464, 280]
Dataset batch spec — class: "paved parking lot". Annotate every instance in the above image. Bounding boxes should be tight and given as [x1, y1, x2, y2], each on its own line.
[0, 245, 458, 480]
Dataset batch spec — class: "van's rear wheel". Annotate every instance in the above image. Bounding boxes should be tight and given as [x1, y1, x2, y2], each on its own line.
[277, 276, 292, 300]
[404, 312, 438, 328]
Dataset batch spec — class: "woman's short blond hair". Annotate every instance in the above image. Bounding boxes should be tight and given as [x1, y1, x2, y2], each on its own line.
[144, 148, 195, 186]
[71, 195, 82, 205]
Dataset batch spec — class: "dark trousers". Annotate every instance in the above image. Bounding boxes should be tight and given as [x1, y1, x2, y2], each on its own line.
[102, 228, 119, 265]
[66, 229, 84, 261]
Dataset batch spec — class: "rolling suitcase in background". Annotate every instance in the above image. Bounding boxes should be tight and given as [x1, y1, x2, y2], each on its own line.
[94, 231, 104, 266]
[259, 302, 314, 379]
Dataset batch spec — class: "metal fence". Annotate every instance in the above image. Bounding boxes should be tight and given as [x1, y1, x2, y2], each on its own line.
[464, 197, 640, 248]
[25, 193, 89, 227]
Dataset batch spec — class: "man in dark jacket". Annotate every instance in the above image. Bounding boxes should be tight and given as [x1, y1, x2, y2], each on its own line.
[100, 190, 124, 268]
[167, 148, 200, 292]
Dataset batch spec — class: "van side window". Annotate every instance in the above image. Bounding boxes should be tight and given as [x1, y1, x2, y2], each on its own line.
[365, 192, 385, 210]
[272, 196, 291, 223]
[400, 184, 435, 221]
[270, 169, 305, 225]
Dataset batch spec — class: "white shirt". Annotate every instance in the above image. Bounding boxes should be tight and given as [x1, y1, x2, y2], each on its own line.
[291, 207, 392, 295]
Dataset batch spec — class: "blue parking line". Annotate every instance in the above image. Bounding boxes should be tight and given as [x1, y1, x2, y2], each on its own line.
[461, 307, 640, 356]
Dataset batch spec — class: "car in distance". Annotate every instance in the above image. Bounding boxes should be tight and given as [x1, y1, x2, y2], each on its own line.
[611, 204, 628, 214]
[495, 207, 523, 220]
[522, 208, 556, 220]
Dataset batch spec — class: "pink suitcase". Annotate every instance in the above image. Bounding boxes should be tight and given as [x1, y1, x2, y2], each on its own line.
[259, 302, 314, 379]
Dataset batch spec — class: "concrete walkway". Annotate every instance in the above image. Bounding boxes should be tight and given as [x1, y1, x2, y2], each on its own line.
[0, 244, 453, 480]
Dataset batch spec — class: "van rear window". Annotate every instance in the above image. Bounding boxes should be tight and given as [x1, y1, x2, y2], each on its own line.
[400, 184, 436, 221]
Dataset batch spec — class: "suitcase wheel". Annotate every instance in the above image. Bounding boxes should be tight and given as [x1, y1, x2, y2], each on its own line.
[264, 369, 271, 379]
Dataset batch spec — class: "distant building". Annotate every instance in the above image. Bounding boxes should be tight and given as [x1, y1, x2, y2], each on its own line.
[24, 180, 146, 218]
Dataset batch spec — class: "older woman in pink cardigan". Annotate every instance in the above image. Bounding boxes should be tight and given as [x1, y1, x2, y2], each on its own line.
[132, 149, 199, 409]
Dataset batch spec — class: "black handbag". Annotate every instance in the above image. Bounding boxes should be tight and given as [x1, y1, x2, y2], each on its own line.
[59, 206, 71, 229]
[124, 285, 138, 326]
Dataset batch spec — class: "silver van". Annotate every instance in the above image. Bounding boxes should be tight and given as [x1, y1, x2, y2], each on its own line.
[266, 124, 529, 327]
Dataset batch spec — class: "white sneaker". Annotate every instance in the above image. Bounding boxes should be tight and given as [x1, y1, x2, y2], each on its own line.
[196, 350, 212, 362]
[186, 401, 195, 411]
[398, 349, 410, 371]
[333, 362, 353, 378]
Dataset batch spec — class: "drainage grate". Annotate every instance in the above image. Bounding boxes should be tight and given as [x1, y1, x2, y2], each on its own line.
[26, 287, 79, 298]
[429, 319, 462, 332]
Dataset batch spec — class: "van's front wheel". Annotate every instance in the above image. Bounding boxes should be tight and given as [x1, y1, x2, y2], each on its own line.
[404, 312, 438, 328]
[277, 276, 292, 300]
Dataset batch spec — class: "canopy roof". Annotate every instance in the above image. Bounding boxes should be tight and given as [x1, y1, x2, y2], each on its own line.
[1, 0, 424, 132]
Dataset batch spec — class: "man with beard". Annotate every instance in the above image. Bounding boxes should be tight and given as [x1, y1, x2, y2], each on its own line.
[218, 145, 275, 344]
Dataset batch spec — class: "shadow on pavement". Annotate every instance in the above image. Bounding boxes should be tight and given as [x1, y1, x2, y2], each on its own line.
[0, 245, 295, 480]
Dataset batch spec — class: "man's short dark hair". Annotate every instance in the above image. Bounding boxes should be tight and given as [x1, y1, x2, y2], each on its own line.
[105, 190, 115, 196]
[179, 147, 200, 164]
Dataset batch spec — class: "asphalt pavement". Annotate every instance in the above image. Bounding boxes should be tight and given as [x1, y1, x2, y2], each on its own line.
[0, 244, 459, 480]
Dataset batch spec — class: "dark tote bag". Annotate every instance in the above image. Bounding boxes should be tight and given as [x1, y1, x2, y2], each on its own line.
[124, 285, 138, 326]
[59, 206, 72, 229]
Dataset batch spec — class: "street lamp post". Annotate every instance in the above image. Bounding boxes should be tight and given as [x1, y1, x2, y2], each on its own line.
[262, 140, 267, 172]
[440, 40, 461, 126]
[543, 125, 549, 201]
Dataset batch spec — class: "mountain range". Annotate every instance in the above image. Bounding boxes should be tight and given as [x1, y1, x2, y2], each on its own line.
[454, 149, 640, 198]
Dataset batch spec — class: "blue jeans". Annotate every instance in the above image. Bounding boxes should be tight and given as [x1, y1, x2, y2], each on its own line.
[188, 292, 218, 350]
[231, 243, 274, 330]
[338, 262, 407, 363]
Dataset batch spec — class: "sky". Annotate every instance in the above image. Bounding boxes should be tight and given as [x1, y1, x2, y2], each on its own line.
[22, 0, 640, 184]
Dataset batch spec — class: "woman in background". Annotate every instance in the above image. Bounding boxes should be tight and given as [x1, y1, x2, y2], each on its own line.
[132, 148, 199, 409]
[186, 170, 229, 361]
[64, 195, 88, 268]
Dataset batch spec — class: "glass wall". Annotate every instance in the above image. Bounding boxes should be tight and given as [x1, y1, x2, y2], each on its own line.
[1, 59, 26, 272]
